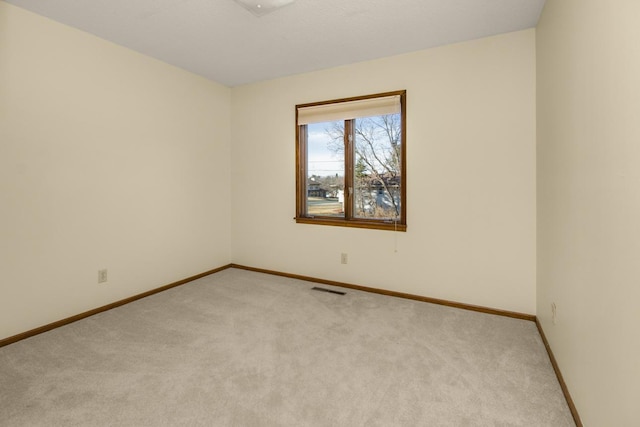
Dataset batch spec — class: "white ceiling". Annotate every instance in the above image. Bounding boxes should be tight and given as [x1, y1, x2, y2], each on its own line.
[4, 0, 546, 87]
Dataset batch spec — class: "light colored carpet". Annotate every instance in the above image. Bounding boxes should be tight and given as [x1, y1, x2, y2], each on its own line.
[0, 268, 574, 426]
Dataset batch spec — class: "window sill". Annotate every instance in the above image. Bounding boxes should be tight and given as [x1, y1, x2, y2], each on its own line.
[295, 216, 406, 232]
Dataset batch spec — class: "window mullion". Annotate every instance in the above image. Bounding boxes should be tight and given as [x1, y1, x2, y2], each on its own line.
[297, 125, 308, 217]
[344, 119, 354, 220]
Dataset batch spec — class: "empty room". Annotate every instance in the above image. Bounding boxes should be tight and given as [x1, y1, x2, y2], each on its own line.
[0, 0, 638, 425]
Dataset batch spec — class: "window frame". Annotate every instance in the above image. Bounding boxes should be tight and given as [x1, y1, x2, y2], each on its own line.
[295, 90, 407, 231]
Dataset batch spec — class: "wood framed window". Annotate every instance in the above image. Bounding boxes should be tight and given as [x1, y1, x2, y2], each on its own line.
[296, 90, 406, 231]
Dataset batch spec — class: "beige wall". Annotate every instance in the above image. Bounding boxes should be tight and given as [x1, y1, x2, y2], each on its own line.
[537, 0, 640, 425]
[231, 30, 537, 314]
[0, 3, 232, 340]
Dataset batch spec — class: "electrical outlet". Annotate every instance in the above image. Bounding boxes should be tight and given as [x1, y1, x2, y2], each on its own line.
[551, 302, 557, 325]
[341, 253, 348, 264]
[98, 269, 108, 284]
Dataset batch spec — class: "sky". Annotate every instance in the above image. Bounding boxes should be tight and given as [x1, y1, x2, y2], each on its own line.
[307, 122, 344, 177]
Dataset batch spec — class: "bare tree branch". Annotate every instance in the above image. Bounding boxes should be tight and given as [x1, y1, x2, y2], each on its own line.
[322, 114, 401, 218]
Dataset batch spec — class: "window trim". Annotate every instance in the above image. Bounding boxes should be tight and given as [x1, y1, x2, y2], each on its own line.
[295, 90, 407, 232]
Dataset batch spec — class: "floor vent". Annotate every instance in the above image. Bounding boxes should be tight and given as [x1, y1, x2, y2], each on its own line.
[311, 287, 346, 295]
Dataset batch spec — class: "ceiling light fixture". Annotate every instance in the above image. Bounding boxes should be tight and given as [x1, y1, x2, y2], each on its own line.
[234, 0, 295, 17]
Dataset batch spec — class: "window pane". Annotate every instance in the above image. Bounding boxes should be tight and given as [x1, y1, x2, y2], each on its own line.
[353, 114, 402, 220]
[306, 121, 345, 217]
